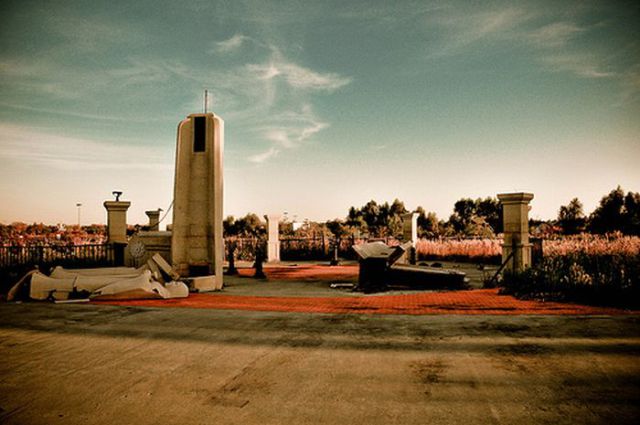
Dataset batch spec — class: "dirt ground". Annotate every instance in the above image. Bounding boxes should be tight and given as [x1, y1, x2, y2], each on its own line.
[1, 301, 639, 425]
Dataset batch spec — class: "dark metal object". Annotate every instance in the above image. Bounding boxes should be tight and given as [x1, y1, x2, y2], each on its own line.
[531, 237, 543, 266]
[253, 241, 266, 279]
[330, 239, 339, 266]
[486, 250, 515, 287]
[112, 191, 123, 202]
[113, 242, 126, 267]
[226, 241, 238, 275]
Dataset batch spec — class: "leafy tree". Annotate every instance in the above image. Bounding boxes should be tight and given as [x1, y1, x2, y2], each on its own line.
[223, 216, 236, 237]
[448, 197, 502, 236]
[416, 206, 440, 238]
[389, 199, 407, 216]
[588, 187, 625, 234]
[326, 219, 349, 238]
[360, 200, 380, 235]
[224, 213, 265, 237]
[623, 191, 640, 235]
[557, 198, 586, 235]
[448, 198, 476, 234]
[476, 197, 502, 233]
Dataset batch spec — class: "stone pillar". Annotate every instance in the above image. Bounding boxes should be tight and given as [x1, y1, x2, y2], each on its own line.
[145, 209, 161, 231]
[402, 212, 419, 245]
[498, 192, 534, 273]
[265, 214, 281, 263]
[172, 112, 224, 291]
[400, 212, 419, 264]
[103, 200, 131, 244]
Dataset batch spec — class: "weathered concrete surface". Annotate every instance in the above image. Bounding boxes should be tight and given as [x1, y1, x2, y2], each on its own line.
[0, 304, 638, 425]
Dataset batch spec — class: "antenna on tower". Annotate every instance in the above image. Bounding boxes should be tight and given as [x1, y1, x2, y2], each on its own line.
[204, 89, 208, 113]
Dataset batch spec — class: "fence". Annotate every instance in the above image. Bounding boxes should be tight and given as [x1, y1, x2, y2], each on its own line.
[226, 235, 402, 262]
[226, 236, 512, 264]
[0, 244, 116, 272]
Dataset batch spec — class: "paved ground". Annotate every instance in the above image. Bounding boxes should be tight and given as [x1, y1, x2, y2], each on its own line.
[94, 264, 630, 315]
[0, 263, 638, 424]
[98, 289, 635, 315]
[1, 303, 639, 425]
[231, 261, 496, 293]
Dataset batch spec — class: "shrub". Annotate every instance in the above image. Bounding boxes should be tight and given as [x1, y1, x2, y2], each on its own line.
[500, 252, 640, 309]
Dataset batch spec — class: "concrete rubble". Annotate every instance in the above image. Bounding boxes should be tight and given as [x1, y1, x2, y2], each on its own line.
[7, 255, 190, 302]
[353, 241, 468, 292]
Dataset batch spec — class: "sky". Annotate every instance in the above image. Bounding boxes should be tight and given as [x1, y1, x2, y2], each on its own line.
[0, 0, 638, 227]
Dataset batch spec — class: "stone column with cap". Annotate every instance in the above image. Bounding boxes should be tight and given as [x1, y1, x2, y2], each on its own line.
[145, 209, 161, 231]
[265, 214, 281, 263]
[400, 212, 419, 264]
[103, 196, 131, 244]
[497, 192, 534, 273]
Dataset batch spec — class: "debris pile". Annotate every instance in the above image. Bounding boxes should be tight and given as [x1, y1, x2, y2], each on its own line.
[353, 241, 468, 292]
[7, 254, 189, 302]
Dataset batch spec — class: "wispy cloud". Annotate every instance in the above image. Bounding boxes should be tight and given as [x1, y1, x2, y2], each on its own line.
[264, 120, 328, 149]
[269, 104, 328, 144]
[527, 22, 583, 48]
[426, 6, 536, 55]
[541, 54, 615, 78]
[424, 4, 630, 84]
[42, 13, 148, 52]
[0, 123, 171, 170]
[0, 101, 165, 123]
[247, 52, 351, 92]
[108, 58, 172, 85]
[249, 104, 329, 163]
[248, 147, 279, 164]
[214, 34, 251, 53]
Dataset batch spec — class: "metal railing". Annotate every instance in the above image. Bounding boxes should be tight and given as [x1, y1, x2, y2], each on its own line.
[0, 244, 116, 271]
[225, 235, 402, 262]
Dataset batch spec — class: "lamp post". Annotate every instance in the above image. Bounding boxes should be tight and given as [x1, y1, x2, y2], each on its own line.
[76, 203, 82, 227]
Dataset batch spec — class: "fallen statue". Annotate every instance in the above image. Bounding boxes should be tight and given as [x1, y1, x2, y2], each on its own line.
[7, 255, 189, 302]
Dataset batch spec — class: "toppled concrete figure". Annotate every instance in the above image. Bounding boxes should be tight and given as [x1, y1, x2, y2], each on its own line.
[352, 241, 468, 292]
[8, 262, 189, 302]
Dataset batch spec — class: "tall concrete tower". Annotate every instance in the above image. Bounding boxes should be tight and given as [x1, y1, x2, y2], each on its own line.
[171, 113, 224, 290]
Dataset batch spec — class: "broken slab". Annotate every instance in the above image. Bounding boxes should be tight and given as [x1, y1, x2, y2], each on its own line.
[352, 242, 413, 292]
[151, 253, 181, 281]
[10, 266, 190, 302]
[7, 269, 38, 302]
[352, 241, 467, 292]
[146, 258, 164, 283]
[50, 266, 146, 279]
[164, 281, 189, 298]
[90, 271, 164, 300]
[352, 241, 412, 266]
[30, 273, 75, 301]
[184, 275, 221, 292]
[388, 264, 467, 288]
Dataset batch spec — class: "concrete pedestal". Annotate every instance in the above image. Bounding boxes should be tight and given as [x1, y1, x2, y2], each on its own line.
[103, 201, 131, 244]
[145, 209, 161, 231]
[498, 192, 534, 273]
[265, 214, 281, 263]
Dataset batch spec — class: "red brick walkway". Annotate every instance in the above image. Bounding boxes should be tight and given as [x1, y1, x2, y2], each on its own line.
[94, 265, 636, 315]
[96, 289, 635, 316]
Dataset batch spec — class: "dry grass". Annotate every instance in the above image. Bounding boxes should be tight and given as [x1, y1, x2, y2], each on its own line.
[543, 233, 640, 257]
[415, 238, 501, 262]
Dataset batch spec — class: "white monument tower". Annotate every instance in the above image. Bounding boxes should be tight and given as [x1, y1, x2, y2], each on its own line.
[171, 112, 224, 290]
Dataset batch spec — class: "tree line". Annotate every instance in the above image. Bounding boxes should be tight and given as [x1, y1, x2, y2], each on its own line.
[223, 186, 640, 239]
[557, 186, 640, 235]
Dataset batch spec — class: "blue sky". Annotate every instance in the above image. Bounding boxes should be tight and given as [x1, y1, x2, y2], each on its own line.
[1, 0, 638, 226]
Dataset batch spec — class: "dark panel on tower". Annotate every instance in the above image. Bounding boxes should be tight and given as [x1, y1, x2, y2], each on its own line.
[193, 116, 206, 152]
